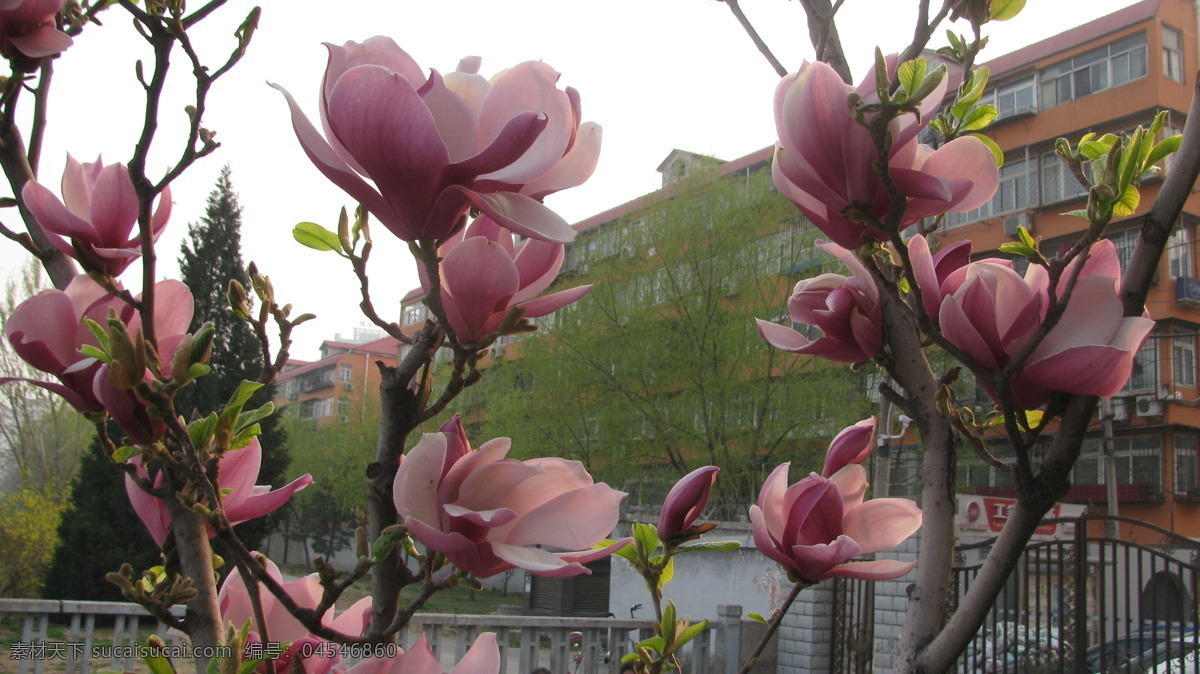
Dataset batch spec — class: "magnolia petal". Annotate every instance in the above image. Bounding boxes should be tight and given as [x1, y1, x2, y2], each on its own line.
[443, 504, 518, 528]
[270, 82, 403, 237]
[453, 188, 575, 244]
[521, 121, 603, 199]
[517, 285, 591, 319]
[225, 474, 313, 526]
[501, 482, 625, 549]
[0, 376, 91, 413]
[438, 436, 512, 505]
[88, 164, 140, 245]
[823, 418, 876, 477]
[124, 473, 170, 547]
[490, 542, 589, 578]
[750, 504, 801, 575]
[823, 559, 918, 581]
[21, 180, 91, 249]
[441, 236, 520, 342]
[9, 26, 72, 58]
[658, 465, 720, 540]
[842, 497, 923, 555]
[511, 237, 565, 303]
[790, 535, 861, 582]
[477, 61, 573, 184]
[450, 633, 501, 674]
[394, 433, 451, 525]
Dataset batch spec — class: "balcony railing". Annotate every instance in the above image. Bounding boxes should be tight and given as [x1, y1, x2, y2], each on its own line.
[0, 599, 750, 674]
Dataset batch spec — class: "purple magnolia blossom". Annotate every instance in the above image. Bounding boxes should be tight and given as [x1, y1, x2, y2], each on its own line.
[22, 156, 172, 277]
[772, 59, 998, 249]
[424, 215, 590, 344]
[393, 416, 628, 578]
[939, 239, 1154, 409]
[750, 417, 923, 583]
[0, 0, 72, 72]
[756, 240, 882, 364]
[274, 37, 600, 244]
[125, 438, 313, 547]
[658, 465, 719, 543]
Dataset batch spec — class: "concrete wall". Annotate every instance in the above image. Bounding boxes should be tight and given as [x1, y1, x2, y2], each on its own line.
[608, 521, 785, 622]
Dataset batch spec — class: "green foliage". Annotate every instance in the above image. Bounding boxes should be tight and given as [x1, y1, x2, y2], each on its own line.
[0, 488, 66, 596]
[280, 400, 378, 556]
[442, 165, 872, 510]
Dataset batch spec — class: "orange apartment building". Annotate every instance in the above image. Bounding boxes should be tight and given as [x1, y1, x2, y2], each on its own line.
[274, 328, 400, 425]
[927, 0, 1200, 536]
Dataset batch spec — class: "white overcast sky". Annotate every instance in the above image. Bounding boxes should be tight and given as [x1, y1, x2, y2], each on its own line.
[2, 0, 1142, 359]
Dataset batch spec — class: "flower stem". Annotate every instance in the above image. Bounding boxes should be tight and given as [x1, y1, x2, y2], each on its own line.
[736, 581, 807, 674]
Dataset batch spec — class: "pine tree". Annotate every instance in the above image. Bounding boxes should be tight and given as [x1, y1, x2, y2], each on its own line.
[176, 166, 290, 552]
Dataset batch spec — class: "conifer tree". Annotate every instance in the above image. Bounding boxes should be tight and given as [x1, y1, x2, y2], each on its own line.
[177, 166, 290, 551]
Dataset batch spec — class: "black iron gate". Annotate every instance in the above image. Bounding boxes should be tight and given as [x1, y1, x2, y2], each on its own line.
[832, 513, 1200, 673]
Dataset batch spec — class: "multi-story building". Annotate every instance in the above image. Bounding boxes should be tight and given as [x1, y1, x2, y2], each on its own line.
[274, 328, 399, 425]
[926, 0, 1200, 536]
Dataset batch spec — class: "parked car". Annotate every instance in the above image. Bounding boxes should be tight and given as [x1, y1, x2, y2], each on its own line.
[1085, 636, 1200, 673]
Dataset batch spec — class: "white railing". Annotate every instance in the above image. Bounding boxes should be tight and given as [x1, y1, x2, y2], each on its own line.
[0, 599, 750, 674]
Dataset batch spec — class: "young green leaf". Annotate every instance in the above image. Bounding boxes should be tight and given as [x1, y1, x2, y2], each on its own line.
[111, 445, 140, 464]
[293, 222, 343, 253]
[674, 540, 742, 554]
[989, 0, 1026, 21]
[747, 612, 769, 624]
[968, 134, 1004, 167]
[898, 58, 927, 96]
[679, 619, 710, 646]
[959, 104, 997, 132]
[1112, 184, 1141, 218]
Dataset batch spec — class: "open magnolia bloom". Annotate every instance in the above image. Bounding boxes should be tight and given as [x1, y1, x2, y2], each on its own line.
[425, 215, 591, 344]
[393, 416, 628, 578]
[274, 37, 600, 244]
[125, 439, 312, 547]
[22, 156, 172, 278]
[750, 418, 923, 583]
[938, 240, 1155, 409]
[772, 59, 998, 249]
[756, 240, 882, 364]
[0, 0, 73, 72]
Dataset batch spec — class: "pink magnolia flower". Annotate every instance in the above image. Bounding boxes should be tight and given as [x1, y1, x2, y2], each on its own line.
[274, 37, 600, 244]
[425, 215, 590, 344]
[772, 59, 998, 249]
[658, 465, 719, 543]
[907, 234, 972, 322]
[2, 276, 194, 443]
[125, 438, 313, 547]
[22, 156, 172, 277]
[939, 239, 1154, 409]
[393, 416, 628, 578]
[1, 274, 113, 412]
[218, 554, 371, 673]
[0, 0, 72, 72]
[344, 633, 500, 674]
[750, 418, 922, 583]
[756, 240, 882, 364]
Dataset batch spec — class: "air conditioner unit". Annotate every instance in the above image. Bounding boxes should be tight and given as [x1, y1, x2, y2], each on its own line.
[1135, 394, 1164, 417]
[1003, 211, 1035, 238]
[343, 382, 354, 391]
[338, 415, 350, 423]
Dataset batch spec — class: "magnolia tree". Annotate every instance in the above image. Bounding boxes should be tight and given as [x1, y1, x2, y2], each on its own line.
[1, 1, 1198, 673]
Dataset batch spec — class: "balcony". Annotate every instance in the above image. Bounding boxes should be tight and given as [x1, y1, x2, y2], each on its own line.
[1178, 277, 1200, 307]
[976, 482, 1161, 503]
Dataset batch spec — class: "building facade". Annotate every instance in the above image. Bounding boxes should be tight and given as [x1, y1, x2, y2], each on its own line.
[274, 329, 399, 425]
[926, 0, 1200, 536]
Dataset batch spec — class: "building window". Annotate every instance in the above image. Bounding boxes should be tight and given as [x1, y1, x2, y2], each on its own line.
[1040, 152, 1088, 204]
[1075, 434, 1162, 490]
[1175, 434, 1198, 497]
[943, 157, 1033, 229]
[1168, 226, 1193, 279]
[1173, 335, 1196, 388]
[1163, 26, 1185, 82]
[1107, 227, 1139, 272]
[1120, 331, 1160, 394]
[402, 304, 427, 327]
[1039, 32, 1147, 109]
[982, 76, 1037, 119]
[340, 364, 353, 383]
